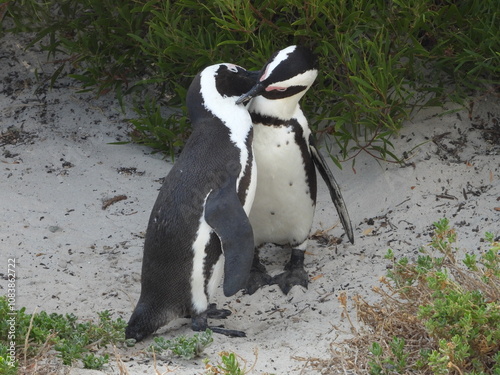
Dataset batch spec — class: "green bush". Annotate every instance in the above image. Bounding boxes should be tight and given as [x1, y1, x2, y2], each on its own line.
[0, 298, 128, 370]
[306, 219, 499, 374]
[2, 0, 499, 162]
[374, 219, 500, 374]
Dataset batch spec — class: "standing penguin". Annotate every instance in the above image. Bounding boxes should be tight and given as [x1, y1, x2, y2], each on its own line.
[126, 63, 259, 342]
[236, 45, 354, 295]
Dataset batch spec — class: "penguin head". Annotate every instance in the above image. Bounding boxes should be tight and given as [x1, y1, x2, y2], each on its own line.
[188, 63, 260, 123]
[213, 64, 260, 98]
[236, 45, 318, 105]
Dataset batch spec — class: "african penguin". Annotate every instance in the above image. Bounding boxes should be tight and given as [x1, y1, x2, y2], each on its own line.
[236, 45, 354, 295]
[126, 63, 259, 342]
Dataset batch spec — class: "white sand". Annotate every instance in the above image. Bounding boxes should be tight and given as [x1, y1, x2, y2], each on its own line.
[1, 33, 499, 374]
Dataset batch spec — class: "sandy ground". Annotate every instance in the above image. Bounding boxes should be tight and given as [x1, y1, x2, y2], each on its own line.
[1, 33, 499, 374]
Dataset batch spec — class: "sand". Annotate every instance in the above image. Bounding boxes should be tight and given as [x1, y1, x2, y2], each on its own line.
[1, 32, 499, 374]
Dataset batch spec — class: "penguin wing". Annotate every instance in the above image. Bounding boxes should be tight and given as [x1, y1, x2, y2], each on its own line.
[204, 178, 254, 297]
[309, 134, 355, 244]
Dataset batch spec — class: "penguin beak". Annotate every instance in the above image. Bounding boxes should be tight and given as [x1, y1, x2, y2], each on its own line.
[236, 82, 266, 105]
[246, 69, 261, 79]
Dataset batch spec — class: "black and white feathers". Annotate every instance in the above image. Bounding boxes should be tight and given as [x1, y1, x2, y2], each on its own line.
[126, 64, 258, 341]
[237, 45, 354, 294]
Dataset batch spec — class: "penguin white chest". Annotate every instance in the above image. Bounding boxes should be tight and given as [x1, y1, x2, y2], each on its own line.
[249, 124, 315, 246]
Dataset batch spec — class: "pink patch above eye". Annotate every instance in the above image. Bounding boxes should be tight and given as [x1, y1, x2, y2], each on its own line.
[266, 86, 287, 92]
[259, 65, 270, 82]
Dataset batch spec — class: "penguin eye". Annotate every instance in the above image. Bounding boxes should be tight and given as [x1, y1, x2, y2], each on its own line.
[277, 87, 287, 92]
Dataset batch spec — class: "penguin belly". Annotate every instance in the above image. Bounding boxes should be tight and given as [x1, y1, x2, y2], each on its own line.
[249, 124, 315, 247]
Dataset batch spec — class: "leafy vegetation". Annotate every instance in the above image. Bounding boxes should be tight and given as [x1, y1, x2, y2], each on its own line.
[1, 0, 498, 163]
[0, 301, 251, 373]
[0, 299, 128, 371]
[204, 352, 243, 375]
[204, 351, 263, 375]
[0, 344, 18, 375]
[149, 329, 214, 360]
[148, 329, 265, 374]
[308, 218, 500, 374]
[149, 331, 263, 374]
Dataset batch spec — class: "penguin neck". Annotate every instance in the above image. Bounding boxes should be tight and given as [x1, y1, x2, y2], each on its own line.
[248, 95, 301, 122]
[199, 70, 252, 147]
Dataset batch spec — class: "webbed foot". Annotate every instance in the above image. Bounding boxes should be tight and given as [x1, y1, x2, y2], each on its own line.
[271, 248, 308, 294]
[245, 252, 272, 295]
[191, 304, 246, 337]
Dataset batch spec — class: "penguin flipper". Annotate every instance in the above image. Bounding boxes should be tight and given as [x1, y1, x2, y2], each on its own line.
[309, 135, 355, 244]
[205, 179, 254, 297]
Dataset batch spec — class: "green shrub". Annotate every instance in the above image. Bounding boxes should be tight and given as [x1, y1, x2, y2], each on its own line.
[0, 298, 128, 370]
[375, 219, 500, 374]
[2, 1, 499, 162]
[306, 219, 499, 374]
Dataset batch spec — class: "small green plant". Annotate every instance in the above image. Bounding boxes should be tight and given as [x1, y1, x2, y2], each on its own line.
[128, 97, 190, 160]
[0, 297, 127, 370]
[0, 343, 18, 375]
[204, 351, 252, 375]
[368, 338, 409, 375]
[82, 353, 110, 370]
[149, 329, 214, 360]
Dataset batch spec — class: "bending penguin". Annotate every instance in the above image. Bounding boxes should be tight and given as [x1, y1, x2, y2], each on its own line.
[126, 63, 259, 342]
[237, 45, 355, 295]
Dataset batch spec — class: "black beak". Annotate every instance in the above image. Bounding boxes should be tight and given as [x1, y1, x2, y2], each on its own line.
[245, 69, 261, 79]
[236, 82, 265, 105]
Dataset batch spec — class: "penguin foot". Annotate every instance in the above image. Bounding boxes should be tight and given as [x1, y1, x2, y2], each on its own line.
[246, 269, 273, 295]
[191, 306, 246, 337]
[272, 248, 309, 294]
[210, 326, 246, 337]
[272, 268, 308, 294]
[206, 303, 231, 319]
[245, 252, 272, 295]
